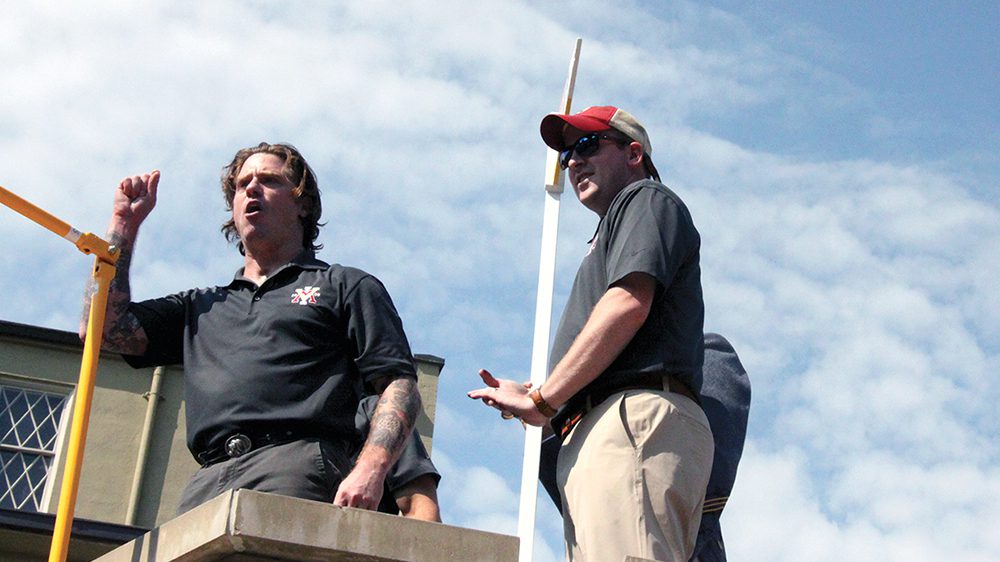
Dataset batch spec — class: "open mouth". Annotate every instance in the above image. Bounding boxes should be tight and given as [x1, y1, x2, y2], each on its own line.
[245, 201, 262, 215]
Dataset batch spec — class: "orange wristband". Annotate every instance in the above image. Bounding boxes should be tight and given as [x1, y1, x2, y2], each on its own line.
[529, 388, 558, 418]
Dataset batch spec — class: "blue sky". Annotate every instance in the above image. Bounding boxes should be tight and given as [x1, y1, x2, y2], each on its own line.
[2, 2, 997, 560]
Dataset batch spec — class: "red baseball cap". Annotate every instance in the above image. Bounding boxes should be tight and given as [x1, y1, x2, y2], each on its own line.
[540, 106, 659, 180]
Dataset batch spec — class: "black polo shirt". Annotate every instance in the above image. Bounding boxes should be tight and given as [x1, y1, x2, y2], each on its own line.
[549, 179, 705, 414]
[123, 252, 417, 456]
[356, 395, 440, 515]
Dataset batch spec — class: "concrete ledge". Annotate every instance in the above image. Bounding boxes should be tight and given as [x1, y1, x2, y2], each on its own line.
[96, 489, 518, 562]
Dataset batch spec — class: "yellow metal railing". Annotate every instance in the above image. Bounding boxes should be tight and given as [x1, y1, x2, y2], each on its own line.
[1, 185, 118, 562]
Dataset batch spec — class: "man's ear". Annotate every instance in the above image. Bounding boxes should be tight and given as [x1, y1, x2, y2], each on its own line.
[627, 142, 644, 168]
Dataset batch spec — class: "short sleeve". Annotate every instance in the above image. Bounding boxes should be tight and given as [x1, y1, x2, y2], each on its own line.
[121, 293, 187, 368]
[604, 184, 699, 290]
[344, 275, 417, 385]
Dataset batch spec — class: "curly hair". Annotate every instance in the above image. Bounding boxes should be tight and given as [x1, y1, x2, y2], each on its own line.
[220, 142, 323, 254]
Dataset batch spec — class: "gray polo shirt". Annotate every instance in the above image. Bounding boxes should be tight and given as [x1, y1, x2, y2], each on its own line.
[549, 179, 705, 416]
[123, 252, 417, 456]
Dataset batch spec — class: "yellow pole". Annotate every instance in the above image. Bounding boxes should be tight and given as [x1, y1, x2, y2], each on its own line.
[0, 184, 118, 562]
[0, 185, 75, 239]
[48, 257, 115, 562]
[0, 186, 117, 263]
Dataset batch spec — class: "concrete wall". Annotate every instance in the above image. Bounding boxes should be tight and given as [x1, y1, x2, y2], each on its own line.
[414, 353, 443, 454]
[0, 325, 194, 528]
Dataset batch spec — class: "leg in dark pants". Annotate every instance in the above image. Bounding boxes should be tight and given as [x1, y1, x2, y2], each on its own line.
[177, 438, 351, 515]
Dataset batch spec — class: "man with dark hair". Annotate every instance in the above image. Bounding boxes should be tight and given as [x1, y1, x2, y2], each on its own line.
[81, 142, 421, 514]
[470, 107, 713, 561]
[219, 143, 324, 255]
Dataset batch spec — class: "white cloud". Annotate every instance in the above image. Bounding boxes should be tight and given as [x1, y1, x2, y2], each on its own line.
[727, 444, 1000, 562]
[432, 448, 517, 528]
[726, 444, 844, 561]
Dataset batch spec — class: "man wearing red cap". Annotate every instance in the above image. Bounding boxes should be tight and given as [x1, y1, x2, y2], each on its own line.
[470, 106, 713, 561]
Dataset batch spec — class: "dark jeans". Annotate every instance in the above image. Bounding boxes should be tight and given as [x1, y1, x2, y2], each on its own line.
[177, 438, 352, 515]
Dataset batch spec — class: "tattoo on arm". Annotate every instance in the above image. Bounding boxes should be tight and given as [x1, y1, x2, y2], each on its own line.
[80, 233, 147, 355]
[365, 376, 421, 463]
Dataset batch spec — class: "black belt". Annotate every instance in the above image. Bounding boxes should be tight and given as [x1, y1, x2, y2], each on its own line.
[557, 373, 698, 439]
[196, 428, 325, 467]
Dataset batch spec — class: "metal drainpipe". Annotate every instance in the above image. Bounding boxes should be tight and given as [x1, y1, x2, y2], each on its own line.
[125, 365, 165, 526]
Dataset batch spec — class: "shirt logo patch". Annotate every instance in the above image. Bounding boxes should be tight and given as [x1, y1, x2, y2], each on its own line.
[291, 286, 321, 305]
[586, 232, 599, 257]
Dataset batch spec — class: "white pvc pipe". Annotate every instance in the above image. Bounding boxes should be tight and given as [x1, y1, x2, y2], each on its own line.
[518, 38, 582, 562]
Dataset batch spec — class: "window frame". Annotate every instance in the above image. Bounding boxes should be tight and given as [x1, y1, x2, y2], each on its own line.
[0, 373, 74, 513]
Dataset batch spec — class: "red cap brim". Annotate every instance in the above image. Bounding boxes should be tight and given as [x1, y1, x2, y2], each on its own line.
[540, 106, 618, 150]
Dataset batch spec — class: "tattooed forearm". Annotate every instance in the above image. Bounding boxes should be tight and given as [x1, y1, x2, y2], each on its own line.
[79, 233, 148, 355]
[363, 376, 421, 464]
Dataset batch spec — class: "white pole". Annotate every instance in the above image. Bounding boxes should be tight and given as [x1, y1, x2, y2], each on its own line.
[518, 37, 582, 562]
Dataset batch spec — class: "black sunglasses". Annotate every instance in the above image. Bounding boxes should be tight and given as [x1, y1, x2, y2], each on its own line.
[559, 133, 630, 170]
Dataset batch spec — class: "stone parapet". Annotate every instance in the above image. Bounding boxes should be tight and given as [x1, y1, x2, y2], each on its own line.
[96, 489, 518, 562]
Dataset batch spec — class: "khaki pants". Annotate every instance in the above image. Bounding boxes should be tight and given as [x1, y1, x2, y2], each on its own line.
[557, 390, 714, 562]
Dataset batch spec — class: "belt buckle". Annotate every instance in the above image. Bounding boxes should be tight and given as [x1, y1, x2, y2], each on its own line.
[225, 433, 252, 458]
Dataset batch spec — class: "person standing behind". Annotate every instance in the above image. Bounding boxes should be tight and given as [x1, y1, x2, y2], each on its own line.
[470, 107, 713, 561]
[356, 395, 441, 522]
[81, 142, 421, 514]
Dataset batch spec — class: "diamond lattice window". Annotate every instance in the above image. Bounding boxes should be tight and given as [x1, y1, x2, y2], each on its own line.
[0, 384, 68, 512]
